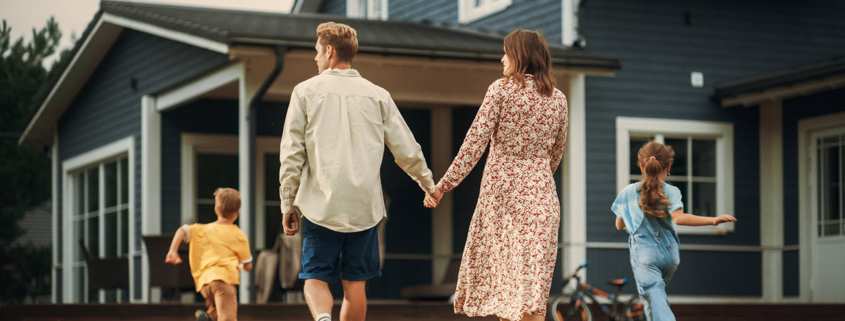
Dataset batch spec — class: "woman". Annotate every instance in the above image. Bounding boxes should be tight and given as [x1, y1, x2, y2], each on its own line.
[425, 30, 569, 321]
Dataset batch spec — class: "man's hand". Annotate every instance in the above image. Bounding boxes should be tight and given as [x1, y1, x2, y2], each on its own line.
[713, 214, 737, 226]
[283, 211, 300, 235]
[165, 251, 182, 265]
[424, 186, 444, 208]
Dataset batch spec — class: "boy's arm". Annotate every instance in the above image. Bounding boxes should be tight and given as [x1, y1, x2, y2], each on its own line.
[670, 209, 737, 226]
[164, 225, 189, 265]
[615, 217, 626, 231]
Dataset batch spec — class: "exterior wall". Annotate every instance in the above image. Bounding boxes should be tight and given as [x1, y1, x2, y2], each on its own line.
[56, 29, 229, 300]
[320, 0, 346, 16]
[581, 0, 845, 296]
[781, 87, 845, 297]
[326, 0, 563, 43]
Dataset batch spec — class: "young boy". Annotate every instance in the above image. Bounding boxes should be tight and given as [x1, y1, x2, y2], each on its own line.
[165, 187, 253, 321]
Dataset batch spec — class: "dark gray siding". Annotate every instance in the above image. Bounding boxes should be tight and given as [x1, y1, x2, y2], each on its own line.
[582, 0, 845, 296]
[587, 248, 762, 296]
[320, 0, 346, 16]
[56, 29, 229, 299]
[389, 0, 458, 24]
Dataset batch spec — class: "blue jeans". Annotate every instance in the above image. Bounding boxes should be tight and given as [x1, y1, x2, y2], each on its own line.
[629, 240, 680, 321]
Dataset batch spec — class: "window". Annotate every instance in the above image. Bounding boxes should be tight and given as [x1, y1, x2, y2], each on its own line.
[617, 117, 734, 234]
[347, 0, 388, 20]
[459, 0, 512, 23]
[817, 133, 844, 238]
[70, 157, 130, 302]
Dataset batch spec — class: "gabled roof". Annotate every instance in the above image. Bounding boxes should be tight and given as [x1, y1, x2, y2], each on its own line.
[20, 0, 620, 146]
[100, 0, 619, 67]
[714, 56, 845, 107]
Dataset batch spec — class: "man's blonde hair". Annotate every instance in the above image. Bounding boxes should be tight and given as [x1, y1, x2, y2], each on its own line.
[317, 22, 358, 62]
[214, 188, 241, 219]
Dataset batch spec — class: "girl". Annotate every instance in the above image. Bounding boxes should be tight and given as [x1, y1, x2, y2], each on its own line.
[612, 141, 736, 321]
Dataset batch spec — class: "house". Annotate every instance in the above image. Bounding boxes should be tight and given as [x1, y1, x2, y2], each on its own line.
[298, 0, 845, 303]
[18, 0, 619, 303]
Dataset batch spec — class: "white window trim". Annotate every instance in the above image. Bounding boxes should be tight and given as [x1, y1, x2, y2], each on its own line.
[347, 0, 389, 20]
[180, 133, 279, 249]
[61, 137, 135, 303]
[459, 0, 512, 24]
[616, 117, 735, 235]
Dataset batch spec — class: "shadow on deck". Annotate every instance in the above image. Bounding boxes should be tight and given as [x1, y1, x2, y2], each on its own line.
[1, 302, 844, 321]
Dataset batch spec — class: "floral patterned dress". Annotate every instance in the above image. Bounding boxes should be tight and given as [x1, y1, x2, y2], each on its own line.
[437, 75, 569, 321]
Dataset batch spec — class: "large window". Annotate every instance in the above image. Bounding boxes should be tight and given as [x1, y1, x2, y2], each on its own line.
[817, 133, 844, 238]
[70, 157, 130, 303]
[617, 117, 734, 234]
[458, 0, 512, 23]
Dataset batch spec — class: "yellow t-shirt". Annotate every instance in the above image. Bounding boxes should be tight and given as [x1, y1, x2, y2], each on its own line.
[184, 223, 253, 292]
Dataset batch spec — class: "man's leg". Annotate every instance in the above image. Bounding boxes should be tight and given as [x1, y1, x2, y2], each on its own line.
[304, 279, 334, 320]
[340, 280, 367, 321]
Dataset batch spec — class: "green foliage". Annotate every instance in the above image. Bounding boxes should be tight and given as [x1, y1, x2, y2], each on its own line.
[0, 17, 69, 304]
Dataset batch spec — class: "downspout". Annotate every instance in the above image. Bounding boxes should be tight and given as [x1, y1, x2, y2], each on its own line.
[245, 45, 287, 303]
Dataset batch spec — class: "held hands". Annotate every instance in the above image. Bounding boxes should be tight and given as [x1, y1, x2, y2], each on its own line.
[283, 210, 300, 236]
[164, 250, 182, 265]
[712, 214, 737, 226]
[423, 186, 444, 208]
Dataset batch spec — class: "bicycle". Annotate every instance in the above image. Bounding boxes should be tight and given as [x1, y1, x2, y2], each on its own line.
[549, 260, 645, 321]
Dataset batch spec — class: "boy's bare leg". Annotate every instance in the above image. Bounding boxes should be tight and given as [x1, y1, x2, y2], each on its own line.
[518, 315, 545, 321]
[304, 279, 334, 320]
[340, 280, 367, 321]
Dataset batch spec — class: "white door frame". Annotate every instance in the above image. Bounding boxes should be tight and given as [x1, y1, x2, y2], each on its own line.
[798, 111, 845, 302]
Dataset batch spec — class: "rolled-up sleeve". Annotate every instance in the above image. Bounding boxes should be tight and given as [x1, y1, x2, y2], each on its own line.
[279, 87, 308, 214]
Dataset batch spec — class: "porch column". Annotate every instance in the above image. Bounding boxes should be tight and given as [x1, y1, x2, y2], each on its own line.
[562, 73, 587, 279]
[141, 95, 161, 302]
[760, 100, 784, 302]
[431, 107, 454, 283]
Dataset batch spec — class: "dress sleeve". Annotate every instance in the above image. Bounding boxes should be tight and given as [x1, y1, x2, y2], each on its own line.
[549, 94, 569, 174]
[436, 81, 504, 192]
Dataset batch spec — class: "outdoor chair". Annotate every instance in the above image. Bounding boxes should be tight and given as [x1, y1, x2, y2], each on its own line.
[142, 234, 195, 301]
[78, 239, 130, 292]
[400, 259, 461, 300]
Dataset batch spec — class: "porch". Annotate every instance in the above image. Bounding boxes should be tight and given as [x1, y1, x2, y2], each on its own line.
[2, 302, 844, 321]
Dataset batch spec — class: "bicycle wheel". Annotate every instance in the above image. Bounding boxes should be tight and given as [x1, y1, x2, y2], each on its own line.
[550, 294, 593, 321]
[623, 296, 646, 321]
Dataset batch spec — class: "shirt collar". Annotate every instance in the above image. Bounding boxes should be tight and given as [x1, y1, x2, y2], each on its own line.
[321, 68, 361, 77]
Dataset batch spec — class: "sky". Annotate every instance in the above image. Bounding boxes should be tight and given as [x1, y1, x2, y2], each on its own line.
[1, 0, 295, 67]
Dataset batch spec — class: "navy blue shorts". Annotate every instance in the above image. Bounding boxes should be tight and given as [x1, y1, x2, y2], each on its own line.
[299, 218, 381, 283]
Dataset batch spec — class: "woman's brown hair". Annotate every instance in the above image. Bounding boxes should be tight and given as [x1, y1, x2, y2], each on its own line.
[637, 141, 675, 218]
[503, 29, 556, 97]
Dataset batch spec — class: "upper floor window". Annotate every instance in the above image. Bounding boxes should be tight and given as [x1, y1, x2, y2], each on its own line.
[459, 0, 512, 23]
[347, 0, 388, 20]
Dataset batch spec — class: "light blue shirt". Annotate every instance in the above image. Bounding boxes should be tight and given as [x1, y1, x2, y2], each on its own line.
[611, 182, 684, 235]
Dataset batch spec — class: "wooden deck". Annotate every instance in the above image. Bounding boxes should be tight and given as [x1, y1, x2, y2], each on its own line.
[1, 302, 844, 321]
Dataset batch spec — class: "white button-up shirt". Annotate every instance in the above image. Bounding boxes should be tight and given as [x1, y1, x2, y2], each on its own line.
[279, 68, 435, 232]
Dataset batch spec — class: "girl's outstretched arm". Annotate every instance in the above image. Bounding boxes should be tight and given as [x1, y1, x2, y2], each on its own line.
[670, 209, 737, 226]
[615, 217, 626, 230]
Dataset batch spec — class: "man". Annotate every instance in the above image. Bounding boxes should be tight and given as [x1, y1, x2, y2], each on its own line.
[279, 22, 436, 321]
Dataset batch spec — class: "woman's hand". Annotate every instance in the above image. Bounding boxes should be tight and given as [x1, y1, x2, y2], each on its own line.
[712, 214, 737, 226]
[424, 186, 444, 208]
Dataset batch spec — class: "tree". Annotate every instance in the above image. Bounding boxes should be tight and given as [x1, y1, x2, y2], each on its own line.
[0, 17, 68, 304]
